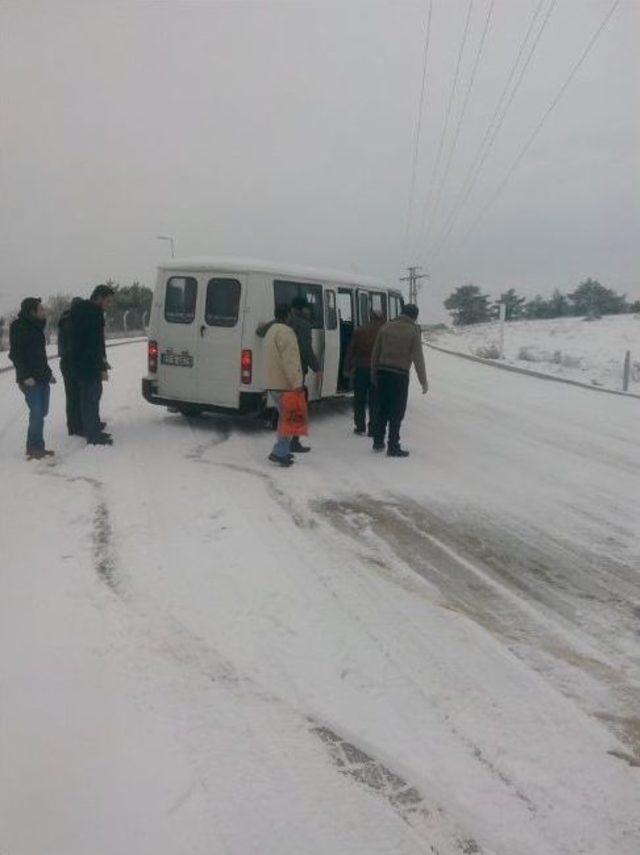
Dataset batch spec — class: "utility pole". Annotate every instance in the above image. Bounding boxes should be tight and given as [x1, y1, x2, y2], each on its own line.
[399, 266, 429, 304]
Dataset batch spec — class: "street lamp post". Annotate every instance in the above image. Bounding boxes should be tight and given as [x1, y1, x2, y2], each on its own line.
[157, 234, 176, 258]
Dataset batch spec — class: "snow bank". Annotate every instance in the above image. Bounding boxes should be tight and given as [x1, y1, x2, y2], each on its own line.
[428, 314, 640, 392]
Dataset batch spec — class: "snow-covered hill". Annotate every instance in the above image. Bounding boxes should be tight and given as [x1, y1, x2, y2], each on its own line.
[428, 314, 640, 392]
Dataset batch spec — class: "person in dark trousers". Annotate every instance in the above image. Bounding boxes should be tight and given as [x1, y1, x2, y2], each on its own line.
[9, 297, 56, 459]
[345, 310, 384, 437]
[370, 304, 428, 458]
[288, 297, 321, 453]
[57, 297, 83, 436]
[69, 284, 114, 446]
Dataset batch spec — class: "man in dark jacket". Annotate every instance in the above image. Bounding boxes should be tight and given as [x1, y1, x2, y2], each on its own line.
[345, 310, 384, 437]
[289, 297, 321, 380]
[58, 297, 83, 436]
[287, 297, 321, 453]
[370, 304, 428, 458]
[69, 284, 114, 446]
[9, 297, 56, 459]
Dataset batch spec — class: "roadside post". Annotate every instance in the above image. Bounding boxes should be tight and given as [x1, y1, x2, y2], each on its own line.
[623, 350, 631, 392]
[123, 310, 131, 333]
[499, 302, 507, 358]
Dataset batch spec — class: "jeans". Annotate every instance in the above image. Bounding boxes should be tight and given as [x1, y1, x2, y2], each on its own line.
[270, 392, 291, 458]
[22, 382, 50, 452]
[78, 377, 103, 443]
[373, 370, 409, 451]
[353, 367, 376, 434]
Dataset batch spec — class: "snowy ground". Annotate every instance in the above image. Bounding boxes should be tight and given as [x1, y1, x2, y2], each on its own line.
[1, 342, 639, 855]
[428, 314, 640, 392]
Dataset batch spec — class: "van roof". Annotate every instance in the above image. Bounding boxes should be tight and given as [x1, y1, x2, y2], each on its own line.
[159, 256, 394, 291]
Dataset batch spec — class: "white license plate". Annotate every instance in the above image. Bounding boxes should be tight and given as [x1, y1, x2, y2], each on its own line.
[161, 352, 194, 368]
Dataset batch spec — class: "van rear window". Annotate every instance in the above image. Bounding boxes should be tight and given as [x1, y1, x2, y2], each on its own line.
[273, 280, 324, 329]
[165, 277, 197, 324]
[206, 278, 241, 327]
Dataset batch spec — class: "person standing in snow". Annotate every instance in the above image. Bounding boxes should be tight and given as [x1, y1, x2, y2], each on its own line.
[345, 309, 384, 437]
[287, 297, 321, 454]
[69, 284, 114, 446]
[57, 297, 84, 436]
[370, 304, 428, 458]
[9, 297, 56, 460]
[263, 304, 304, 467]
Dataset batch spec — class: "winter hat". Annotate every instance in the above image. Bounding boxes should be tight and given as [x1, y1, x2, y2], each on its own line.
[19, 297, 42, 317]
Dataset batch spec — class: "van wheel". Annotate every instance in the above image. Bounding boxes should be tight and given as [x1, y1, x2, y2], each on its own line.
[179, 405, 204, 418]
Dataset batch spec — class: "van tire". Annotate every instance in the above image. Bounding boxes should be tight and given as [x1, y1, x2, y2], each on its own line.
[179, 405, 204, 418]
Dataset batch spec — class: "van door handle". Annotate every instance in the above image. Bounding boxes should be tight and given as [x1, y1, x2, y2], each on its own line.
[200, 325, 206, 337]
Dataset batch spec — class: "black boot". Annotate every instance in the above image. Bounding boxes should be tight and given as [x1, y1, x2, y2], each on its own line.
[387, 447, 410, 458]
[290, 437, 311, 453]
[87, 432, 113, 446]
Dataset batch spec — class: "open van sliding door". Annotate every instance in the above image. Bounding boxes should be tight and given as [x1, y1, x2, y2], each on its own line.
[196, 274, 247, 408]
[321, 288, 339, 397]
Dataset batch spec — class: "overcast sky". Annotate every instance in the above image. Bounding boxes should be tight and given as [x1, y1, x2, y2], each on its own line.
[1, 0, 638, 320]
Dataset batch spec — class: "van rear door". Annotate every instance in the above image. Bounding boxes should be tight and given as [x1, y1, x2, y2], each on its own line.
[195, 274, 246, 408]
[157, 274, 199, 402]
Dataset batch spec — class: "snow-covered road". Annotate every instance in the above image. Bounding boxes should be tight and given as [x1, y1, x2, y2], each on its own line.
[1, 343, 639, 855]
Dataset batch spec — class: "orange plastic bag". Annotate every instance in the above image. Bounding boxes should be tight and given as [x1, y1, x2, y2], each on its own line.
[280, 390, 309, 437]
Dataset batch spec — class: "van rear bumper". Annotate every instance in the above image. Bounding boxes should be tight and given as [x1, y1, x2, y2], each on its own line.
[142, 378, 264, 416]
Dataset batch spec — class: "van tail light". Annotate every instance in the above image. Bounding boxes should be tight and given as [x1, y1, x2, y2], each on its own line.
[241, 349, 252, 385]
[148, 340, 159, 374]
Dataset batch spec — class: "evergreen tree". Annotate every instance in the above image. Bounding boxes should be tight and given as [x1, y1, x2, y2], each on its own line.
[444, 284, 492, 326]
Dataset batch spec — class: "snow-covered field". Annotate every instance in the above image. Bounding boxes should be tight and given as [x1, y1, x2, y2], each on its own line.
[428, 314, 640, 392]
[1, 342, 639, 855]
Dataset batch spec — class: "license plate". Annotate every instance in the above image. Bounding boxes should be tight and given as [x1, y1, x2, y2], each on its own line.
[161, 352, 194, 368]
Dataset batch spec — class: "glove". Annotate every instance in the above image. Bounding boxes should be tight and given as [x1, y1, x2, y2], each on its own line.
[101, 371, 109, 382]
[50, 376, 57, 385]
[421, 382, 429, 395]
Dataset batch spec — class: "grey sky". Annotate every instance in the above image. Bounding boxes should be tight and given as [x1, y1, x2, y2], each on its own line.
[1, 0, 638, 320]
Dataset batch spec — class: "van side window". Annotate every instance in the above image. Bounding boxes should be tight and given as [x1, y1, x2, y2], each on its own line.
[389, 294, 399, 319]
[165, 277, 197, 324]
[338, 289, 353, 323]
[273, 280, 324, 329]
[370, 292, 387, 319]
[358, 291, 370, 326]
[325, 290, 337, 330]
[205, 278, 241, 327]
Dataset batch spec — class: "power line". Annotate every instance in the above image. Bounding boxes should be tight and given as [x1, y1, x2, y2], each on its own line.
[402, 1, 434, 262]
[459, 0, 622, 248]
[429, 0, 552, 260]
[419, 0, 474, 232]
[424, 0, 494, 253]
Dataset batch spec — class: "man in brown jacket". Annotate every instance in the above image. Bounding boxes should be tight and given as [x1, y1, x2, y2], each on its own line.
[345, 310, 384, 436]
[370, 304, 428, 458]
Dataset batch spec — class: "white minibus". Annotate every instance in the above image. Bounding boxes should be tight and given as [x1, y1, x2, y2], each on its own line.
[142, 257, 404, 417]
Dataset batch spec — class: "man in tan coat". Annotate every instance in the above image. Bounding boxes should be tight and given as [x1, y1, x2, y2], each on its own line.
[370, 304, 428, 458]
[264, 304, 304, 466]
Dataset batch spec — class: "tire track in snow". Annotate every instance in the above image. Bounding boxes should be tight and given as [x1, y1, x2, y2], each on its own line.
[314, 493, 640, 764]
[39, 469, 123, 596]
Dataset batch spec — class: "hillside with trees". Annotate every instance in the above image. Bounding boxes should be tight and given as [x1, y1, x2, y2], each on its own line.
[444, 278, 640, 326]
